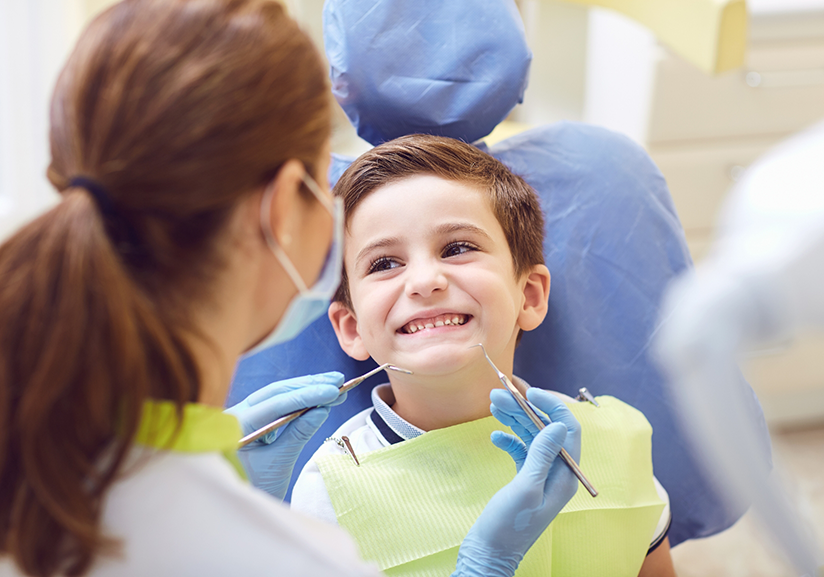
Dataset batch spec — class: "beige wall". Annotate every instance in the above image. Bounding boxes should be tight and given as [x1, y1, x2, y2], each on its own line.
[83, 0, 116, 18]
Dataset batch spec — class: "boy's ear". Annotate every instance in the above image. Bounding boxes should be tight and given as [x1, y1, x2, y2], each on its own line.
[517, 264, 551, 332]
[328, 301, 371, 361]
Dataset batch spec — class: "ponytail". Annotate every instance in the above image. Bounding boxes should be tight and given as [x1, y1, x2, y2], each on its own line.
[0, 0, 331, 573]
[0, 190, 199, 575]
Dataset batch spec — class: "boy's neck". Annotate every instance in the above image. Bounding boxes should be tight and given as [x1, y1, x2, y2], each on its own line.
[387, 361, 512, 432]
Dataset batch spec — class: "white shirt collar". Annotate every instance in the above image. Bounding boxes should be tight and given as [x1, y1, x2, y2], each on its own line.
[370, 384, 425, 441]
[369, 378, 576, 444]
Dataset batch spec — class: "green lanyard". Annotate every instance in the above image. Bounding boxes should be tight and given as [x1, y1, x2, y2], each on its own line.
[136, 400, 246, 480]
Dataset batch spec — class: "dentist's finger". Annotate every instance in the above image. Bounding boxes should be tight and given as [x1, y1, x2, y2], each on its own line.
[520, 422, 567, 483]
[490, 403, 535, 443]
[278, 406, 331, 445]
[490, 430, 528, 472]
[245, 372, 345, 405]
[238, 384, 342, 430]
[490, 389, 549, 434]
[526, 389, 579, 431]
[526, 389, 581, 463]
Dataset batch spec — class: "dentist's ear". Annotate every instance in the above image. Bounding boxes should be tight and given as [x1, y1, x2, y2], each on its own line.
[517, 264, 551, 332]
[328, 301, 371, 361]
[261, 159, 306, 250]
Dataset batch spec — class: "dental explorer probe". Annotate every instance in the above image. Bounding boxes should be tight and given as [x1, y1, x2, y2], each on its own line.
[471, 344, 598, 497]
[238, 363, 413, 448]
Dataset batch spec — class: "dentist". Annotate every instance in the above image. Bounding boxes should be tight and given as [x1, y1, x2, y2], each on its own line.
[0, 1, 580, 576]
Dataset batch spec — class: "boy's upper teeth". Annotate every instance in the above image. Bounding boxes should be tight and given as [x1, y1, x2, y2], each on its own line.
[402, 314, 467, 334]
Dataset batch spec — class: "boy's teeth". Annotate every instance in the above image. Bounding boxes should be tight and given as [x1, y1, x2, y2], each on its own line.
[402, 314, 468, 333]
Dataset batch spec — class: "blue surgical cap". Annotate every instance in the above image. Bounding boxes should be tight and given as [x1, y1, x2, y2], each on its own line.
[324, 0, 531, 145]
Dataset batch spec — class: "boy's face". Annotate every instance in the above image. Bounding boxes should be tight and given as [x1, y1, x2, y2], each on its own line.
[329, 175, 549, 379]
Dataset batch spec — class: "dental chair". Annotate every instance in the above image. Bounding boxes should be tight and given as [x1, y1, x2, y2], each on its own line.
[227, 0, 772, 547]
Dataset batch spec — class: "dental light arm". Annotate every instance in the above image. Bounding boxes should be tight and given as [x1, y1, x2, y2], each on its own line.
[654, 119, 824, 576]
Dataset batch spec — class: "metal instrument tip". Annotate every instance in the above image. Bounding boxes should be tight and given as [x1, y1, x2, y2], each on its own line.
[469, 343, 499, 373]
[387, 365, 413, 375]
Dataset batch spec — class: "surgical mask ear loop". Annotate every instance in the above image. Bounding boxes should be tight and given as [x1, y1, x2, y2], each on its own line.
[259, 170, 334, 294]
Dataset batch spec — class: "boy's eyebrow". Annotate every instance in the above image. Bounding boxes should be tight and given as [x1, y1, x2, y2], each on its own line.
[355, 236, 402, 266]
[434, 222, 493, 240]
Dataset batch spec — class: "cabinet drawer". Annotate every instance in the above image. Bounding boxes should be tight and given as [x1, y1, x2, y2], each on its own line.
[648, 40, 824, 144]
[650, 136, 780, 231]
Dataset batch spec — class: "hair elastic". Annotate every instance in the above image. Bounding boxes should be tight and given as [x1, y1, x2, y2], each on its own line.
[68, 176, 116, 218]
[67, 176, 142, 253]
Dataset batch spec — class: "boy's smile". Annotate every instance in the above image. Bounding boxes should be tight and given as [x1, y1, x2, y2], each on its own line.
[398, 312, 470, 334]
[331, 174, 545, 382]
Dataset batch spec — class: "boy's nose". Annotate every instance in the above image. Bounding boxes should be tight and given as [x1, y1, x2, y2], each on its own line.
[405, 261, 448, 298]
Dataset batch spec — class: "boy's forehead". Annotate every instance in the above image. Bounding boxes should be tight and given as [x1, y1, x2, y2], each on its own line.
[343, 175, 516, 274]
[346, 174, 495, 226]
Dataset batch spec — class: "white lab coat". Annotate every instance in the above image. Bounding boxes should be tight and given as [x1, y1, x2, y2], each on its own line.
[0, 448, 381, 577]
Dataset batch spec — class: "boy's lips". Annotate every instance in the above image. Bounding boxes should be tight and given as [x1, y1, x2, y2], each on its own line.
[398, 312, 472, 335]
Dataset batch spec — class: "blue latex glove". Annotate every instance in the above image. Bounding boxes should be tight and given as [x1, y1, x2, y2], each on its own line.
[452, 388, 581, 577]
[224, 372, 346, 500]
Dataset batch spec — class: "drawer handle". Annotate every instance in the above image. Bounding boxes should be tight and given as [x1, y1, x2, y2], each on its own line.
[745, 68, 824, 89]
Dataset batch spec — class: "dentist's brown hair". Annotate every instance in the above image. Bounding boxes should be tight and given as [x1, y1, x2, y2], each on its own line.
[0, 1, 330, 575]
[332, 134, 546, 310]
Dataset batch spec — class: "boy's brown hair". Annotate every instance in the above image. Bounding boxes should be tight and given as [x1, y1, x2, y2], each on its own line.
[332, 134, 546, 309]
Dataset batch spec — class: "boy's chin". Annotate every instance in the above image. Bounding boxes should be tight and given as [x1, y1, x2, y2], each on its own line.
[390, 346, 479, 378]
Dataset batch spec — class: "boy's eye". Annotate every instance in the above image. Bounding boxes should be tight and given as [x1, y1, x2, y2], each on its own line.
[442, 241, 478, 258]
[368, 256, 401, 274]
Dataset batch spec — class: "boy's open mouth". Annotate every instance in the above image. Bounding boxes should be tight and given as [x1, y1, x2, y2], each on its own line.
[398, 314, 471, 334]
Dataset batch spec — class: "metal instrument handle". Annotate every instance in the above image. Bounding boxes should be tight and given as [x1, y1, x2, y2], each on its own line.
[501, 375, 599, 498]
[237, 363, 411, 448]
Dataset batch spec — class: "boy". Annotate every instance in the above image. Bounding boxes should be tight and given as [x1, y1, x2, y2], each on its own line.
[291, 135, 675, 576]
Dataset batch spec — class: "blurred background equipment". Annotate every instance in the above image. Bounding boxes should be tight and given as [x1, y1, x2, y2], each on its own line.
[655, 119, 824, 576]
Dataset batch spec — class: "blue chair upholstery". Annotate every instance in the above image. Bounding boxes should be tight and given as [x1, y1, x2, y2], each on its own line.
[323, 0, 531, 146]
[228, 0, 772, 547]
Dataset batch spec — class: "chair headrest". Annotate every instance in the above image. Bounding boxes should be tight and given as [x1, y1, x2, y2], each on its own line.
[323, 0, 531, 145]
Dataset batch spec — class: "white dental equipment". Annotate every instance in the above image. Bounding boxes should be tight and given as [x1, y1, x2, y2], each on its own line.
[654, 119, 824, 576]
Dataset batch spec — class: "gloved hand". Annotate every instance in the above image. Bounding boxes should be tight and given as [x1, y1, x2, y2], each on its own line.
[452, 388, 581, 577]
[224, 372, 346, 500]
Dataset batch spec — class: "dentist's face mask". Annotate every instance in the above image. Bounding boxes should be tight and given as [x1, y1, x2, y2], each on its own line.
[243, 171, 344, 358]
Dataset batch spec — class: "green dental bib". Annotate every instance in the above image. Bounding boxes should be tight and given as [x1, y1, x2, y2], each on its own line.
[317, 396, 664, 577]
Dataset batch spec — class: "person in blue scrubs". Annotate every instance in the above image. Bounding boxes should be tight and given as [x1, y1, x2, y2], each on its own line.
[0, 1, 580, 576]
